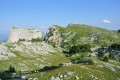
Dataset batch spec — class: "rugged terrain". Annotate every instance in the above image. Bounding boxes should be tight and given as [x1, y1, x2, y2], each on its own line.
[0, 24, 120, 80]
[0, 42, 69, 71]
[45, 24, 120, 48]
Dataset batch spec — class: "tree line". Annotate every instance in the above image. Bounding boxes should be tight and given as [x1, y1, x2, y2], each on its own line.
[67, 44, 91, 54]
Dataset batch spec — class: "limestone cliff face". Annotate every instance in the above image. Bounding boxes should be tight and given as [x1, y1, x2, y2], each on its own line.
[8, 27, 42, 42]
[45, 26, 62, 47]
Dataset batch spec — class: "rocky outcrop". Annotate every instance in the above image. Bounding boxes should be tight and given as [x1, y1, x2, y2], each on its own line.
[0, 42, 55, 60]
[11, 42, 55, 54]
[45, 26, 62, 47]
[0, 43, 16, 60]
[8, 27, 42, 42]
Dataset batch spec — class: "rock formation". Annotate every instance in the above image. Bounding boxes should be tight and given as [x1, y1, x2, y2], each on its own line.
[8, 27, 42, 42]
[45, 26, 62, 47]
[0, 41, 56, 60]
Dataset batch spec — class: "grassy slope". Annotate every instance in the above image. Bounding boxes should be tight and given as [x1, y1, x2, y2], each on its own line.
[21, 25, 120, 79]
[0, 24, 120, 79]
[24, 57, 120, 80]
[0, 48, 69, 71]
[55, 24, 120, 47]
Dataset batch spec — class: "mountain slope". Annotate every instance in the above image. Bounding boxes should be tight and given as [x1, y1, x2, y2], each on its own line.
[24, 58, 120, 80]
[45, 24, 120, 48]
[0, 42, 69, 71]
[0, 24, 120, 80]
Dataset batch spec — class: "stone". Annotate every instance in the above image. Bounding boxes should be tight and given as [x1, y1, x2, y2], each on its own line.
[8, 27, 42, 42]
[117, 66, 120, 69]
[0, 43, 16, 60]
[55, 77, 60, 80]
[62, 62, 72, 66]
[75, 76, 79, 80]
[50, 76, 55, 80]
[45, 26, 62, 47]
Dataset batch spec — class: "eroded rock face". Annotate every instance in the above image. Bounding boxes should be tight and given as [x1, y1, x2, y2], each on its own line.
[8, 27, 42, 42]
[45, 26, 62, 47]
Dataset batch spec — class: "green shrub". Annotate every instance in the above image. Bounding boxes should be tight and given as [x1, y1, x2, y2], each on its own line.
[5, 65, 16, 73]
[31, 38, 42, 42]
[88, 59, 94, 65]
[18, 39, 25, 41]
[98, 51, 104, 58]
[72, 58, 94, 65]
[103, 56, 108, 62]
[68, 44, 91, 54]
[109, 52, 114, 59]
[48, 40, 56, 47]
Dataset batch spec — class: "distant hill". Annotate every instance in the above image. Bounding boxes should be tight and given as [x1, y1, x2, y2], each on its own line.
[45, 24, 120, 48]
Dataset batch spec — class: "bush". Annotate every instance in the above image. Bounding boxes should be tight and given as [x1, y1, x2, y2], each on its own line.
[103, 56, 108, 62]
[88, 59, 94, 65]
[118, 29, 120, 33]
[98, 51, 104, 58]
[68, 44, 91, 54]
[71, 58, 94, 65]
[31, 38, 42, 42]
[18, 39, 25, 41]
[48, 41, 56, 47]
[5, 65, 16, 73]
[109, 52, 114, 59]
[81, 54, 85, 58]
[110, 43, 120, 50]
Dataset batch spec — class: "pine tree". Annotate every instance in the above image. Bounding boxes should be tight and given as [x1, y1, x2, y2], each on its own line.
[12, 66, 16, 72]
[8, 65, 16, 73]
[9, 65, 13, 72]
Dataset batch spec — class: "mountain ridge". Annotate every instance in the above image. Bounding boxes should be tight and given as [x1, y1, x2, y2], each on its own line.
[45, 24, 120, 48]
[0, 24, 120, 80]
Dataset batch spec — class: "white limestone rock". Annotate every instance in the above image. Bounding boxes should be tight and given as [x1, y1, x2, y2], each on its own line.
[45, 26, 62, 47]
[0, 43, 16, 60]
[10, 42, 55, 55]
[0, 41, 56, 60]
[8, 27, 42, 42]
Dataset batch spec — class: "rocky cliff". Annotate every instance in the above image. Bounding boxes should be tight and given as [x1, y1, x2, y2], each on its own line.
[8, 27, 42, 42]
[45, 26, 62, 47]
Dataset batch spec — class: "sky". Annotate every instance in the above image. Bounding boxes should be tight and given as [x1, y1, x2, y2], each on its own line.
[0, 0, 120, 41]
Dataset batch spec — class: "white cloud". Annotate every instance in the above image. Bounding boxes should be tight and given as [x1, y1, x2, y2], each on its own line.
[102, 20, 111, 23]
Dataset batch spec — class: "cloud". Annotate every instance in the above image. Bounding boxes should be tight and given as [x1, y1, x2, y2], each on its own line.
[102, 20, 111, 23]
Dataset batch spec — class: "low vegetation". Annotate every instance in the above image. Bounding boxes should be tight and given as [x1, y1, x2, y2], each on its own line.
[0, 24, 120, 79]
[18, 38, 43, 42]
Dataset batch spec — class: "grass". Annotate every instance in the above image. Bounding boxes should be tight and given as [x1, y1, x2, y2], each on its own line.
[19, 50, 120, 80]
[24, 59, 120, 80]
[53, 24, 120, 47]
[0, 42, 70, 72]
[0, 51, 69, 71]
[0, 24, 120, 79]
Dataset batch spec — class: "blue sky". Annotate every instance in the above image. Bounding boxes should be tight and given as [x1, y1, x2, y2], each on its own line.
[0, 0, 120, 41]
